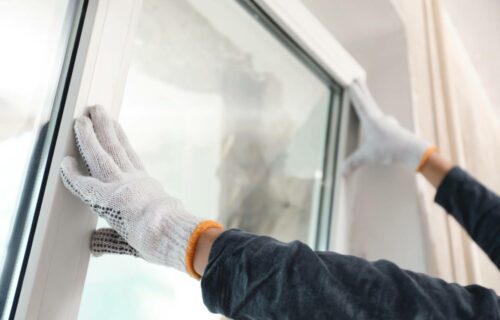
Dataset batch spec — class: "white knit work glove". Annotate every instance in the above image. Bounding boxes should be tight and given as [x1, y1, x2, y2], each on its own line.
[343, 82, 436, 175]
[60, 106, 221, 279]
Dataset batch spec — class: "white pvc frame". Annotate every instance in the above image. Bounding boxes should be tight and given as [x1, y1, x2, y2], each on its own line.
[254, 0, 365, 86]
[14, 0, 364, 319]
[15, 0, 142, 319]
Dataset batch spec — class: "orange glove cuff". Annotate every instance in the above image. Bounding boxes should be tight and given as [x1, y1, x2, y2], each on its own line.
[185, 220, 223, 280]
[416, 145, 438, 172]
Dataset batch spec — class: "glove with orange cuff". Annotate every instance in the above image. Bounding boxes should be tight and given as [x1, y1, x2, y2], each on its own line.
[343, 81, 437, 175]
[60, 106, 222, 280]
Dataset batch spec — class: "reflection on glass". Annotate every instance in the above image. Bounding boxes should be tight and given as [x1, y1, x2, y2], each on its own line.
[0, 0, 77, 316]
[79, 0, 335, 319]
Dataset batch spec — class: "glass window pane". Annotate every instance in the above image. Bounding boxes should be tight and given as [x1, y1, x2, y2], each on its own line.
[0, 0, 80, 316]
[79, 0, 339, 319]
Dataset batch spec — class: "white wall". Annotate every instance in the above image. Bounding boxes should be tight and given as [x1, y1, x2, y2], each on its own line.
[302, 0, 428, 272]
[443, 0, 500, 116]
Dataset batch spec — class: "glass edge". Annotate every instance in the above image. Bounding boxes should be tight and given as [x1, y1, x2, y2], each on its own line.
[315, 90, 344, 251]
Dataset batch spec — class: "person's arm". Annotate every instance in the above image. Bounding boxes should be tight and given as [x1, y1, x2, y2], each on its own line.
[419, 152, 453, 188]
[416, 152, 500, 267]
[344, 81, 500, 268]
[194, 227, 223, 276]
[200, 229, 500, 319]
[423, 154, 500, 268]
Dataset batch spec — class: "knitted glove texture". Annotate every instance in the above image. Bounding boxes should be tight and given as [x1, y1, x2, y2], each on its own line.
[60, 106, 202, 272]
[343, 82, 433, 175]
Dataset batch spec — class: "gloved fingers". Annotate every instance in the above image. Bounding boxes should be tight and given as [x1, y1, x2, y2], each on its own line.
[60, 156, 104, 204]
[342, 147, 370, 176]
[74, 115, 121, 181]
[349, 81, 384, 124]
[88, 106, 135, 172]
[91, 228, 139, 257]
[113, 120, 145, 171]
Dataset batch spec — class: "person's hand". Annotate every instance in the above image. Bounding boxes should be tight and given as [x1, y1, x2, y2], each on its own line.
[60, 106, 222, 279]
[343, 81, 437, 175]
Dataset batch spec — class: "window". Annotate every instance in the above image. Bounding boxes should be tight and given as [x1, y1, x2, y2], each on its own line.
[0, 0, 81, 317]
[0, 0, 363, 318]
[78, 0, 342, 319]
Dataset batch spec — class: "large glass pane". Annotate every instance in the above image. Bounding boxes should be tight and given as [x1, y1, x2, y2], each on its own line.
[79, 0, 338, 319]
[0, 0, 79, 316]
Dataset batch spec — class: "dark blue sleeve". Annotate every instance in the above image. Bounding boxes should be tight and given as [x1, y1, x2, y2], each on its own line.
[201, 229, 500, 320]
[435, 167, 500, 268]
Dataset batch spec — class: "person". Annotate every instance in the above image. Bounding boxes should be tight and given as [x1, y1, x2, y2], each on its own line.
[60, 82, 499, 319]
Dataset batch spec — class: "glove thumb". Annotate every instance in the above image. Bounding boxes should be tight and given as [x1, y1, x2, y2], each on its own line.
[91, 228, 139, 258]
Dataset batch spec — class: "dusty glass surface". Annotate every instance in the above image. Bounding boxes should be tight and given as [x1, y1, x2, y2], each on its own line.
[79, 0, 335, 319]
[0, 0, 77, 315]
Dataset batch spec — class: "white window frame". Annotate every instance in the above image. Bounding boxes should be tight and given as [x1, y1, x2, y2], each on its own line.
[12, 0, 364, 319]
